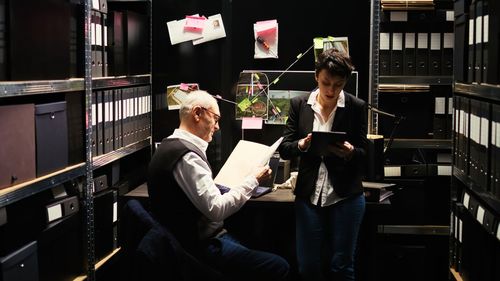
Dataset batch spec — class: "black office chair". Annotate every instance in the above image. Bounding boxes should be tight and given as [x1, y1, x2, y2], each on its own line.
[121, 199, 225, 281]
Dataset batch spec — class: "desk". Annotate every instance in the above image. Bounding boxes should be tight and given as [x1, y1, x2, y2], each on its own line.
[124, 183, 392, 281]
[124, 182, 393, 203]
[251, 188, 294, 202]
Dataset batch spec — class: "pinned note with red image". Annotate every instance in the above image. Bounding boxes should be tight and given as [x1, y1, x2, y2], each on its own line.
[184, 15, 207, 32]
[253, 19, 278, 59]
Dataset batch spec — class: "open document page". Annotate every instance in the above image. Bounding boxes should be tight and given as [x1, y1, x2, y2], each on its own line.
[214, 137, 283, 188]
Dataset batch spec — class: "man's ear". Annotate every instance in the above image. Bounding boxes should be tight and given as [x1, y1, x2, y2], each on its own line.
[193, 106, 202, 121]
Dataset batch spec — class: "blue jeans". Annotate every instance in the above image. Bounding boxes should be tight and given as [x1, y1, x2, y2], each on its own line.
[295, 194, 365, 281]
[202, 233, 290, 281]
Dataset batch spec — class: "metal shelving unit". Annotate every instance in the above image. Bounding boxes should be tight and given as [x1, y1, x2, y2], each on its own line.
[453, 167, 500, 217]
[371, 0, 454, 151]
[369, 0, 381, 135]
[92, 74, 151, 90]
[379, 75, 453, 85]
[0, 79, 85, 98]
[82, 0, 96, 280]
[370, 3, 455, 280]
[387, 138, 452, 150]
[0, 163, 85, 208]
[0, 1, 152, 280]
[92, 138, 151, 170]
[454, 82, 500, 102]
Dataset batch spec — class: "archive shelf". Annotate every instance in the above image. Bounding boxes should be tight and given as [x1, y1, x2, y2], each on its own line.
[450, 0, 500, 278]
[0, 0, 152, 280]
[92, 74, 151, 90]
[0, 79, 85, 98]
[368, 1, 454, 280]
[454, 82, 500, 103]
[453, 167, 500, 218]
[379, 75, 453, 85]
[92, 138, 150, 170]
[0, 163, 85, 209]
[387, 138, 452, 149]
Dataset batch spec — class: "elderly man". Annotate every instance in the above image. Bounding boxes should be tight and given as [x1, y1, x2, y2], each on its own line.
[147, 90, 289, 280]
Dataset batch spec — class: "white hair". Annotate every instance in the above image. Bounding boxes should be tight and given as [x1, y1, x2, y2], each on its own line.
[179, 90, 218, 120]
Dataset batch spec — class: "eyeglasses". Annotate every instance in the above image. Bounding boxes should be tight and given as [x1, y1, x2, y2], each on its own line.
[201, 107, 221, 124]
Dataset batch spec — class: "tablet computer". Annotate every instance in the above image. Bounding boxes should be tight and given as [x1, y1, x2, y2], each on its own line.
[309, 131, 347, 156]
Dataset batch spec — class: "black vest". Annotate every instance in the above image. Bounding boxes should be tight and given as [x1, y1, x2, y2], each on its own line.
[147, 138, 209, 253]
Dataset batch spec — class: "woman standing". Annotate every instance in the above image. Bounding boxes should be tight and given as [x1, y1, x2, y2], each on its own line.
[278, 48, 368, 281]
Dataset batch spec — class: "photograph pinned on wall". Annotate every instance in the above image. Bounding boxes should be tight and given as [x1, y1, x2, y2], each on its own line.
[166, 83, 199, 110]
[313, 36, 349, 62]
[254, 19, 278, 59]
[266, 90, 310, 125]
[192, 14, 227, 45]
[235, 72, 269, 120]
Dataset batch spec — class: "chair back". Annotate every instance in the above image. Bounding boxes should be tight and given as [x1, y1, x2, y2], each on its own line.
[122, 198, 225, 281]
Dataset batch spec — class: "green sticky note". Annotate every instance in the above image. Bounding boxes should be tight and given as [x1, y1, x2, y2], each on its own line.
[314, 37, 324, 49]
[238, 98, 252, 111]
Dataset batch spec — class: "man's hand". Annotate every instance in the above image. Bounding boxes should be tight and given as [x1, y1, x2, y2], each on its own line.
[254, 166, 272, 186]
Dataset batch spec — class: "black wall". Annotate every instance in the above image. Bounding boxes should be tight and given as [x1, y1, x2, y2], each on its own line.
[152, 0, 371, 166]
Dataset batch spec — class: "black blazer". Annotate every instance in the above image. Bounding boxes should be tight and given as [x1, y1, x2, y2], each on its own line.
[278, 91, 368, 200]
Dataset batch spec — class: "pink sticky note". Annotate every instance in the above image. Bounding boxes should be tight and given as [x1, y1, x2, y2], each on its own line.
[254, 19, 277, 37]
[241, 117, 263, 129]
[179, 83, 189, 91]
[184, 15, 207, 32]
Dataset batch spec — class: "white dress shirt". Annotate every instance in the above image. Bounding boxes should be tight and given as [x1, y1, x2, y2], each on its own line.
[169, 129, 258, 239]
[307, 89, 348, 207]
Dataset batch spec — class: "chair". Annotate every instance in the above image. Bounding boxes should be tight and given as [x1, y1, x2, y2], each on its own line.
[121, 199, 225, 281]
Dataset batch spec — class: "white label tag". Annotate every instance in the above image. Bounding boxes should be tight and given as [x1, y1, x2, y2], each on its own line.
[47, 204, 63, 222]
[463, 192, 470, 209]
[113, 201, 118, 223]
[476, 206, 485, 224]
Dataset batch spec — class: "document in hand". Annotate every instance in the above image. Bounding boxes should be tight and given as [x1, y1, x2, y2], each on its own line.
[309, 131, 347, 156]
[214, 137, 283, 189]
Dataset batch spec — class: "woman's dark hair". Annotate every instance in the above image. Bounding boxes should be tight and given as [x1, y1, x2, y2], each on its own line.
[315, 48, 355, 79]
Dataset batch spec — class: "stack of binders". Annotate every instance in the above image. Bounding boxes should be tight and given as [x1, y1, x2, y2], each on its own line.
[465, 0, 500, 84]
[379, 7, 454, 77]
[92, 85, 151, 157]
[490, 104, 500, 201]
[91, 0, 109, 77]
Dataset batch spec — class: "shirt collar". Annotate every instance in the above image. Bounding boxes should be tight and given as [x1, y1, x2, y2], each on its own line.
[170, 128, 209, 152]
[307, 88, 346, 108]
